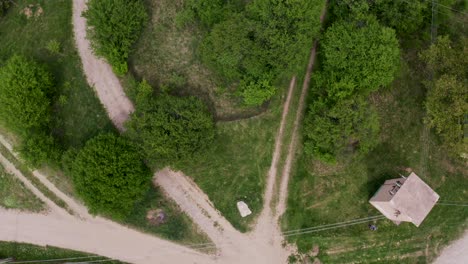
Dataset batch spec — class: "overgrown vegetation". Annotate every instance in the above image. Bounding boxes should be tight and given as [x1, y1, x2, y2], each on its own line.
[284, 1, 468, 262]
[0, 163, 44, 212]
[70, 133, 151, 220]
[420, 36, 468, 155]
[0, 0, 10, 17]
[84, 0, 147, 75]
[186, 0, 323, 106]
[0, 242, 122, 263]
[304, 15, 399, 162]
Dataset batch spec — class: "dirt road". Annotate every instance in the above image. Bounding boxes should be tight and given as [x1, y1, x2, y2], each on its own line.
[0, 208, 215, 264]
[433, 231, 468, 264]
[72, 0, 134, 131]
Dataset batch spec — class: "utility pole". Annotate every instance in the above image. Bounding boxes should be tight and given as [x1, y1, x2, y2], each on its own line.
[431, 0, 438, 43]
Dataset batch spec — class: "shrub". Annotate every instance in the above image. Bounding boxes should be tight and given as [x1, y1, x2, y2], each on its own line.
[71, 133, 151, 219]
[304, 97, 379, 163]
[0, 55, 53, 133]
[84, 0, 147, 75]
[126, 84, 215, 164]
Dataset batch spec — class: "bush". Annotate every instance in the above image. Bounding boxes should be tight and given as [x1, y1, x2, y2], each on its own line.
[304, 97, 379, 163]
[126, 83, 215, 164]
[0, 0, 10, 17]
[71, 133, 151, 219]
[84, 0, 147, 75]
[0, 55, 53, 133]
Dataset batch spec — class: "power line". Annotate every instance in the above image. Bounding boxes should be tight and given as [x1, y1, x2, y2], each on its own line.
[283, 215, 384, 235]
[283, 216, 387, 238]
[437, 202, 468, 207]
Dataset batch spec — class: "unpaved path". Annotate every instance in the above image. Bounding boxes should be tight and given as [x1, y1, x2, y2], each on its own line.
[251, 77, 297, 257]
[434, 231, 468, 264]
[276, 43, 319, 218]
[276, 3, 328, 219]
[0, 208, 215, 264]
[72, 0, 134, 131]
[0, 134, 91, 219]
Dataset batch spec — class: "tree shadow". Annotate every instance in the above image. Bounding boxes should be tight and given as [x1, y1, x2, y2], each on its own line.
[363, 142, 410, 199]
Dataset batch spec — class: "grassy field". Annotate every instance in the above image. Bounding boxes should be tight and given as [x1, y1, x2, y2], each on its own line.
[282, 52, 468, 263]
[0, 242, 123, 263]
[0, 163, 44, 212]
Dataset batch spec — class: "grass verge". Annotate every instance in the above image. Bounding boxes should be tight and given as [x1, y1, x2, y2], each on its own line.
[282, 54, 468, 263]
[0, 242, 123, 263]
[0, 163, 44, 212]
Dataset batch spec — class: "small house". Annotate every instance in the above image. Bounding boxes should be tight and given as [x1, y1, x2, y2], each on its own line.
[369, 172, 439, 227]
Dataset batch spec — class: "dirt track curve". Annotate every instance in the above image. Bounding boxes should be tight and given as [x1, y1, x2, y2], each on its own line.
[73, 0, 134, 131]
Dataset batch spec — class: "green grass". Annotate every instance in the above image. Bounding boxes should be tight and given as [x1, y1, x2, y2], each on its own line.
[0, 0, 114, 150]
[0, 242, 123, 263]
[176, 97, 282, 232]
[282, 54, 468, 263]
[0, 163, 44, 212]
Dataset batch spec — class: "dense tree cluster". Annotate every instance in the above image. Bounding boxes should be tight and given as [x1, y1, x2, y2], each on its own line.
[303, 16, 399, 162]
[84, 0, 147, 75]
[320, 17, 400, 100]
[420, 36, 468, 154]
[70, 133, 151, 219]
[186, 0, 323, 106]
[125, 81, 215, 164]
[0, 55, 59, 165]
[330, 0, 429, 35]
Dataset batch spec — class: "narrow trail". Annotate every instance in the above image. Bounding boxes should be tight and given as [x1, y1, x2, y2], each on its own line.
[0, 134, 91, 219]
[72, 0, 134, 131]
[276, 42, 318, 218]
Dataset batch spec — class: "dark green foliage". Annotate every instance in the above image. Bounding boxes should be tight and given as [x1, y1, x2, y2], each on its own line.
[18, 132, 61, 166]
[0, 55, 52, 132]
[304, 97, 379, 163]
[84, 0, 147, 75]
[0, 0, 10, 17]
[125, 82, 215, 164]
[329, 0, 429, 35]
[197, 0, 323, 106]
[321, 17, 400, 99]
[71, 133, 151, 219]
[420, 36, 468, 153]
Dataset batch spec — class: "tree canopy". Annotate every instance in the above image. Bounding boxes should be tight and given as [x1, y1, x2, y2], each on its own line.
[196, 0, 323, 106]
[71, 133, 151, 219]
[0, 55, 52, 133]
[321, 17, 400, 100]
[84, 0, 147, 75]
[125, 82, 215, 164]
[421, 36, 468, 154]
